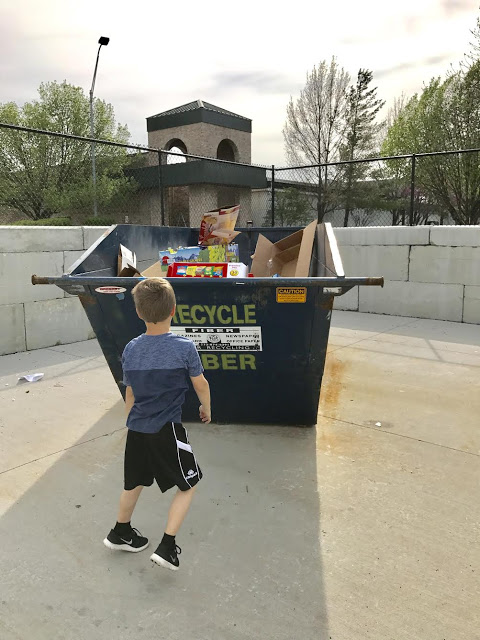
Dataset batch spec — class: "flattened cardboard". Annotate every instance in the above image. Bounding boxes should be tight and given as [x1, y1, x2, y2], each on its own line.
[121, 265, 142, 277]
[250, 221, 316, 277]
[141, 261, 164, 277]
[249, 234, 274, 276]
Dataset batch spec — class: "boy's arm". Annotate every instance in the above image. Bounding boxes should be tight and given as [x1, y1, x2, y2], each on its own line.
[190, 374, 211, 424]
[125, 385, 135, 416]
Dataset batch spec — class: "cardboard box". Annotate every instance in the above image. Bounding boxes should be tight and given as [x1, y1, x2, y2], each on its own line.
[227, 263, 248, 278]
[168, 263, 228, 278]
[226, 243, 240, 262]
[118, 244, 141, 277]
[158, 245, 228, 273]
[143, 244, 241, 278]
[250, 221, 316, 277]
[141, 261, 164, 278]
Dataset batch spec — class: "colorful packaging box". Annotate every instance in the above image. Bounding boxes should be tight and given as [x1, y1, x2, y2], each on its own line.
[198, 205, 240, 246]
[226, 243, 240, 262]
[167, 262, 228, 278]
[226, 263, 248, 278]
[158, 246, 227, 273]
[158, 244, 240, 273]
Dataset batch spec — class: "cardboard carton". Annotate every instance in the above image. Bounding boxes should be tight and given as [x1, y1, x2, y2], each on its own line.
[226, 263, 248, 278]
[250, 221, 316, 277]
[168, 263, 228, 278]
[117, 244, 141, 277]
[158, 245, 228, 274]
[142, 243, 241, 279]
[141, 261, 164, 278]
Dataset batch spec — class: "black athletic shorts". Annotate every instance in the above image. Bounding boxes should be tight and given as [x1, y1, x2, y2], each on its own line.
[124, 422, 203, 493]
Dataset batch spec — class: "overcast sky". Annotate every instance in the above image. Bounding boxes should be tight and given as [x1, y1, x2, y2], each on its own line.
[0, 0, 478, 165]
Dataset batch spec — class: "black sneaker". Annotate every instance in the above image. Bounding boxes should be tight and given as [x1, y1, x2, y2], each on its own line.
[150, 542, 182, 571]
[103, 527, 149, 552]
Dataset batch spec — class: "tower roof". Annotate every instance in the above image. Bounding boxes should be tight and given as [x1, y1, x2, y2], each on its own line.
[147, 99, 251, 133]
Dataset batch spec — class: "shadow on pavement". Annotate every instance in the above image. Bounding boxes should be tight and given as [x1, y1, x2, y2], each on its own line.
[0, 408, 329, 640]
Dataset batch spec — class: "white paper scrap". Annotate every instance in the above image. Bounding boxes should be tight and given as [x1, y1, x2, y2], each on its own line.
[18, 373, 44, 383]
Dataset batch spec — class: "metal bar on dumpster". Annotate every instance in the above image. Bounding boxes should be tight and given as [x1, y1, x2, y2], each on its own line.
[32, 275, 384, 288]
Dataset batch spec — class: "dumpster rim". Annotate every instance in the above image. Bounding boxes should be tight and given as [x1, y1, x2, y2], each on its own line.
[32, 275, 384, 288]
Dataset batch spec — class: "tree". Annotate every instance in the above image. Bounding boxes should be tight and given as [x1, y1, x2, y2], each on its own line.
[382, 64, 480, 225]
[274, 187, 313, 226]
[376, 94, 410, 226]
[283, 57, 350, 222]
[385, 94, 408, 131]
[340, 69, 385, 226]
[462, 14, 480, 69]
[0, 81, 133, 220]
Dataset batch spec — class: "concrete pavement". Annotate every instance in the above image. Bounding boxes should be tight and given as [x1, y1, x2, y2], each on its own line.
[0, 311, 479, 640]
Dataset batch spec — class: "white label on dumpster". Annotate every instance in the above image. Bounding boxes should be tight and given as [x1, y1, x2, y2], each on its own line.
[171, 326, 262, 351]
[95, 286, 127, 294]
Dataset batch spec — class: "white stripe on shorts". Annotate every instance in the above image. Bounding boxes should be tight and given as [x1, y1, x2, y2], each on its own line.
[172, 422, 192, 488]
[184, 425, 201, 481]
[177, 441, 193, 453]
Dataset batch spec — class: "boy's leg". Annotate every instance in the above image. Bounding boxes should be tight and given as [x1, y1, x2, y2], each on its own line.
[104, 430, 152, 553]
[150, 486, 197, 571]
[165, 486, 197, 535]
[117, 485, 143, 523]
[104, 485, 149, 553]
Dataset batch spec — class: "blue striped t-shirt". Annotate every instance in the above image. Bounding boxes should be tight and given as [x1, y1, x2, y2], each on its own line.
[122, 332, 204, 433]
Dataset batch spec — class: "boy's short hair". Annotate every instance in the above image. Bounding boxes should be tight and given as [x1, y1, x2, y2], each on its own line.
[131, 278, 176, 323]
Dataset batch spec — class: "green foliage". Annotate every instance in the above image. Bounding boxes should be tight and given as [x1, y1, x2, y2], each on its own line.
[382, 65, 480, 225]
[84, 216, 115, 226]
[340, 69, 385, 226]
[274, 187, 314, 226]
[9, 217, 72, 226]
[0, 81, 134, 220]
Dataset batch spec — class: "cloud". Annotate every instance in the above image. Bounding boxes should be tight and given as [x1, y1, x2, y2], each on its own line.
[374, 55, 454, 79]
[208, 71, 303, 96]
[441, 0, 476, 16]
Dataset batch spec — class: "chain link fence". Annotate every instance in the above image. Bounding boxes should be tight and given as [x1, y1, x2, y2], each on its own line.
[274, 150, 480, 227]
[1, 123, 479, 227]
[0, 124, 272, 227]
[274, 159, 410, 227]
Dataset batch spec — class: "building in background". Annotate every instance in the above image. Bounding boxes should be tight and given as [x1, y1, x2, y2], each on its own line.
[127, 100, 268, 226]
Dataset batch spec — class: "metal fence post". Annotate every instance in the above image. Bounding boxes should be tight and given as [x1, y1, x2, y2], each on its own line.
[323, 165, 328, 224]
[157, 150, 165, 226]
[409, 154, 416, 226]
[271, 165, 275, 227]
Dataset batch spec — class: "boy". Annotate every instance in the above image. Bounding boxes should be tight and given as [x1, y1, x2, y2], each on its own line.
[103, 277, 211, 571]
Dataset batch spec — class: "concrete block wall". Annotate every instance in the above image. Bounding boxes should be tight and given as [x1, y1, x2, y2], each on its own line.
[334, 225, 480, 324]
[1, 224, 479, 356]
[0, 227, 109, 355]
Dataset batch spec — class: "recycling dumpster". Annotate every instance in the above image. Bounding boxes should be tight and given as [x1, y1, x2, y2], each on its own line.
[32, 224, 383, 426]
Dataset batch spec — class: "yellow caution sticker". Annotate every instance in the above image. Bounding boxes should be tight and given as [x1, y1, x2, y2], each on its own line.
[276, 287, 307, 303]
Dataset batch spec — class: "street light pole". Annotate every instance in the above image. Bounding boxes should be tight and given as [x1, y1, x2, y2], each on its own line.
[89, 36, 109, 218]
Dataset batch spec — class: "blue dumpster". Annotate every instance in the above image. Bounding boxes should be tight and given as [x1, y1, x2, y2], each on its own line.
[32, 224, 383, 426]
